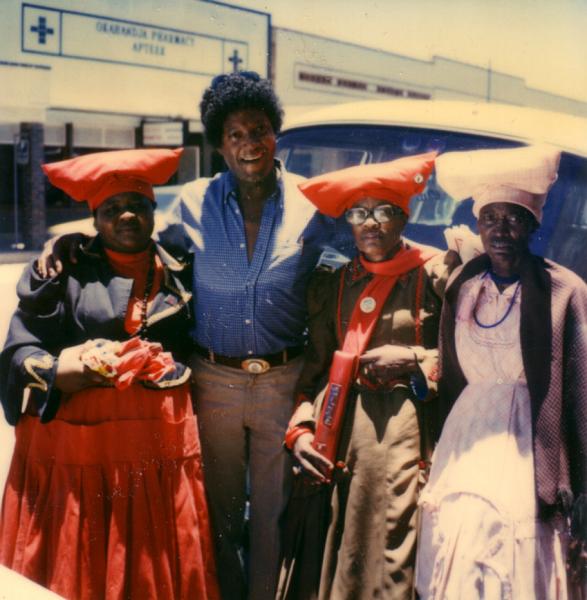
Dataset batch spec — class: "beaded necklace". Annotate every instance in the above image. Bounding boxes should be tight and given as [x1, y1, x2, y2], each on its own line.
[136, 250, 155, 339]
[473, 270, 521, 329]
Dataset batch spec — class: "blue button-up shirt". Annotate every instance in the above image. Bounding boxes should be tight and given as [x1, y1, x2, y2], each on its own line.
[157, 163, 354, 356]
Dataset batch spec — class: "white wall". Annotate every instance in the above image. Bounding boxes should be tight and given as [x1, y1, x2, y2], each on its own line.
[274, 28, 433, 106]
[274, 27, 587, 118]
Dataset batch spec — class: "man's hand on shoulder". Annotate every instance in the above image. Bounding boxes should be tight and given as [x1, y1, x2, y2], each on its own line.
[36, 233, 90, 279]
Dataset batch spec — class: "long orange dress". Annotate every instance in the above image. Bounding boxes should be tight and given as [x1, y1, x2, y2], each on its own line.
[0, 246, 219, 600]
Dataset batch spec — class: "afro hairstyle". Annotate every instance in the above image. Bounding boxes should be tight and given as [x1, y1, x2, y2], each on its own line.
[199, 71, 284, 148]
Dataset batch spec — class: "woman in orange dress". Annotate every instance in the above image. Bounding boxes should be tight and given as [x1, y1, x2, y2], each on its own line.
[0, 149, 219, 600]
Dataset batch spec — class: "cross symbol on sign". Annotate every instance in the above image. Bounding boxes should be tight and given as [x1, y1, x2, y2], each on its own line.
[30, 16, 54, 45]
[228, 49, 243, 72]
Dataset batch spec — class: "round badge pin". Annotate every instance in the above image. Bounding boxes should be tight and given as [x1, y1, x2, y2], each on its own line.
[360, 296, 376, 313]
[414, 173, 424, 184]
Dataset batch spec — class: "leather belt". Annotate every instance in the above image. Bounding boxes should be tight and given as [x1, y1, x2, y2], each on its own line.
[194, 345, 305, 374]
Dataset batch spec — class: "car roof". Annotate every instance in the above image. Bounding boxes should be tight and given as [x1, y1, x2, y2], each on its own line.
[281, 99, 587, 158]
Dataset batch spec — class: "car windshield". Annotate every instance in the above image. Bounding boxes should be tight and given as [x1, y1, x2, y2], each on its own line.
[277, 125, 517, 226]
[154, 186, 182, 212]
[277, 124, 587, 280]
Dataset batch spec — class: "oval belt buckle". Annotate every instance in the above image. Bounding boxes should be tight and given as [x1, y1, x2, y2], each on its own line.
[241, 358, 271, 374]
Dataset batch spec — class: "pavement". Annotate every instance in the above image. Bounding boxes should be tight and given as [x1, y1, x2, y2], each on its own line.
[0, 565, 64, 599]
[0, 263, 26, 495]
[0, 250, 38, 264]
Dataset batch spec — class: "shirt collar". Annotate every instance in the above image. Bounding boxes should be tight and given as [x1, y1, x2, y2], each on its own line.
[480, 271, 520, 297]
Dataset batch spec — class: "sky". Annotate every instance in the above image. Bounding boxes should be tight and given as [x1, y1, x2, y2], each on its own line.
[224, 0, 587, 102]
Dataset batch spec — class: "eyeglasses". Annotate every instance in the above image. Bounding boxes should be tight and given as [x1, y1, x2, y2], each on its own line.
[345, 205, 405, 225]
[210, 71, 261, 90]
[478, 211, 531, 228]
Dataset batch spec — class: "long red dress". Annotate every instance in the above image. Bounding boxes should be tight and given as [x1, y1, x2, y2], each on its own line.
[0, 247, 219, 600]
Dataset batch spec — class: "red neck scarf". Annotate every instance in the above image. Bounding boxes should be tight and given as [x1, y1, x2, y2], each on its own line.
[342, 246, 436, 355]
[104, 244, 164, 335]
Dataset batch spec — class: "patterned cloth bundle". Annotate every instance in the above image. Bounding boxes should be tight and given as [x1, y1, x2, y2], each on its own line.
[80, 337, 176, 389]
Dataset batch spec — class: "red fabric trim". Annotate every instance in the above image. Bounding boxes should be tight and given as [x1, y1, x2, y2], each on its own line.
[414, 265, 425, 346]
[341, 276, 399, 355]
[336, 266, 346, 346]
[343, 247, 428, 355]
[285, 425, 313, 451]
[349, 255, 368, 282]
[293, 392, 312, 410]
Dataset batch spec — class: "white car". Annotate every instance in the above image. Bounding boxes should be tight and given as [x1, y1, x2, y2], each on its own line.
[277, 99, 587, 280]
[47, 184, 183, 238]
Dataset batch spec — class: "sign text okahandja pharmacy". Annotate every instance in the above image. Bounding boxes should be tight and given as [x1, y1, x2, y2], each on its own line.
[21, 3, 249, 76]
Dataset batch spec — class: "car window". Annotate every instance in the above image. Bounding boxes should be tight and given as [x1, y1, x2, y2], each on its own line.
[154, 186, 182, 212]
[276, 125, 516, 235]
[544, 154, 587, 280]
[277, 125, 514, 177]
[284, 145, 371, 175]
[277, 125, 587, 280]
[408, 173, 454, 225]
[154, 193, 177, 211]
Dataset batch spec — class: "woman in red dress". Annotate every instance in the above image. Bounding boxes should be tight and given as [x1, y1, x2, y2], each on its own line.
[0, 149, 219, 599]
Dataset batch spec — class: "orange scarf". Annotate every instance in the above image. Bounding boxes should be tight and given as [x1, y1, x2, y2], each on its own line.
[341, 247, 434, 353]
[104, 245, 164, 335]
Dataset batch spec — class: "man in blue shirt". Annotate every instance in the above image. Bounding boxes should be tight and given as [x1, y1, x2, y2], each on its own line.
[158, 72, 353, 600]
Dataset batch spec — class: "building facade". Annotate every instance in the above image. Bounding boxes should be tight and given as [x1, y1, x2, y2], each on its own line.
[0, 0, 269, 248]
[0, 0, 585, 249]
[273, 27, 587, 117]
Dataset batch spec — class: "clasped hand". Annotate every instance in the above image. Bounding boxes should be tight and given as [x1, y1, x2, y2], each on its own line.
[292, 433, 333, 484]
[54, 344, 112, 394]
[359, 344, 417, 383]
